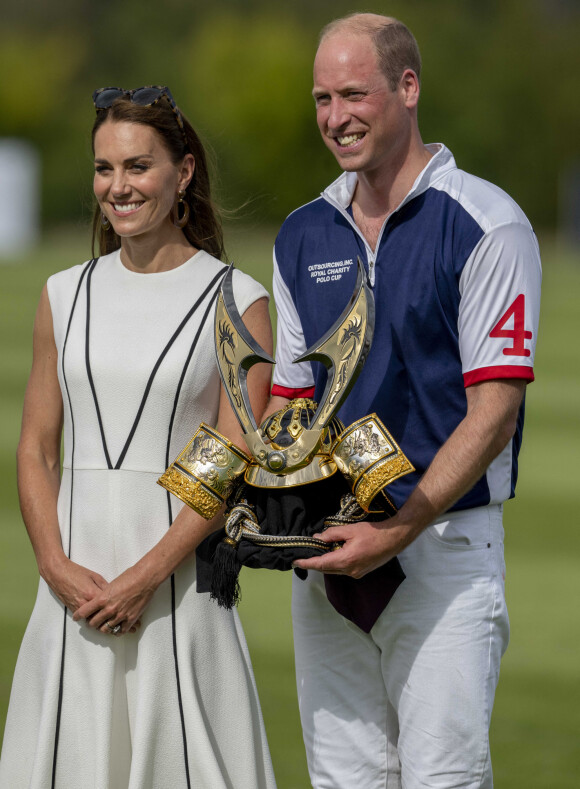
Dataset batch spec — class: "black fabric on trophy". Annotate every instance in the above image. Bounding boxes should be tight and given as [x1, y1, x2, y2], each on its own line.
[196, 473, 405, 633]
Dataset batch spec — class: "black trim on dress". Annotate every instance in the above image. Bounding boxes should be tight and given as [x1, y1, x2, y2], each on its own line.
[84, 259, 113, 469]
[85, 262, 227, 472]
[164, 268, 228, 471]
[164, 267, 227, 789]
[52, 259, 95, 789]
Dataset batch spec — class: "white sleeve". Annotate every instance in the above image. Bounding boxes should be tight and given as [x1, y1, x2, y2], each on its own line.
[230, 267, 269, 315]
[458, 221, 541, 385]
[271, 250, 315, 390]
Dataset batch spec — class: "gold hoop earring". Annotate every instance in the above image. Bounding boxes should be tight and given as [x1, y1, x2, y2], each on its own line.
[101, 213, 111, 230]
[173, 189, 189, 229]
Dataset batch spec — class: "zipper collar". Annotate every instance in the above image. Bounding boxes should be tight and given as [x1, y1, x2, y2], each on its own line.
[319, 144, 457, 285]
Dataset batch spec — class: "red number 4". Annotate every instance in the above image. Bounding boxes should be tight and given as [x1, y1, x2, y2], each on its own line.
[489, 294, 532, 357]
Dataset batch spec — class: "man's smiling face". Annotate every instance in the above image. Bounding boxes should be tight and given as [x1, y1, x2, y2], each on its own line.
[313, 31, 412, 179]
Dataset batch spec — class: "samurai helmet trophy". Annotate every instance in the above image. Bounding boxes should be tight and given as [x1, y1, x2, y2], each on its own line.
[157, 257, 415, 611]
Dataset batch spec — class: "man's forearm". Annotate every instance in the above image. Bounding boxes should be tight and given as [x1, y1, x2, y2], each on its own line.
[391, 378, 526, 539]
[261, 394, 292, 421]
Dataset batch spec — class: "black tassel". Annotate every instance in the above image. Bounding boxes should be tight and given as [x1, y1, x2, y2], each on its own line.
[210, 538, 243, 609]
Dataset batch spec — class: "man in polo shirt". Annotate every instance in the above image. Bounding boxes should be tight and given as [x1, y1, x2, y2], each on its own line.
[267, 12, 541, 789]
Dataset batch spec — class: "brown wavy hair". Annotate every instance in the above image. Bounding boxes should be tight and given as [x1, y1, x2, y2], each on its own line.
[91, 92, 225, 260]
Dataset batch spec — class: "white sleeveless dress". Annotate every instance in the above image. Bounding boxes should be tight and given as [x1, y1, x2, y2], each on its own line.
[0, 250, 276, 789]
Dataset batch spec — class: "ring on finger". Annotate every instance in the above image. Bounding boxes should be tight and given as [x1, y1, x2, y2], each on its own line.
[105, 621, 122, 634]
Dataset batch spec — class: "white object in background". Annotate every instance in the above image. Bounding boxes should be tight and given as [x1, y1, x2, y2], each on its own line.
[0, 138, 40, 259]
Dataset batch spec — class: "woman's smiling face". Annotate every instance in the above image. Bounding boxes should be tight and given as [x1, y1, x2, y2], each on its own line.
[93, 120, 191, 240]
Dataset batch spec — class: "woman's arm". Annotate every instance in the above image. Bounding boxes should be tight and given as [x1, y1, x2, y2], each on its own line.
[18, 286, 108, 609]
[74, 296, 273, 634]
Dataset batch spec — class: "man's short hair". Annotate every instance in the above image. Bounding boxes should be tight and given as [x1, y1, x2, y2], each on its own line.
[319, 14, 422, 90]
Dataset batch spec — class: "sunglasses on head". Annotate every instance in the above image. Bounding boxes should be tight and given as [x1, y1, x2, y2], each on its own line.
[92, 86, 188, 147]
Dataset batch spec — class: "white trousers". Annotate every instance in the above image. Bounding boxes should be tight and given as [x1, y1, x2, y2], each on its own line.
[292, 505, 510, 789]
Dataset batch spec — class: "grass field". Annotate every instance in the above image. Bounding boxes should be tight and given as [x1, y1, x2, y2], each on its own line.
[1, 228, 579, 787]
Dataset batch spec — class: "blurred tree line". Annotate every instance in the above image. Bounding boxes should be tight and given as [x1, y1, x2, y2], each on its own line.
[0, 0, 578, 233]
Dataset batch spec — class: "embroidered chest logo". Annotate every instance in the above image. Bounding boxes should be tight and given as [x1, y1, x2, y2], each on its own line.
[308, 258, 354, 284]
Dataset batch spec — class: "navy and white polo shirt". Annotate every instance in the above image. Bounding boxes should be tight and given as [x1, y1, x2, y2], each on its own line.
[272, 144, 541, 511]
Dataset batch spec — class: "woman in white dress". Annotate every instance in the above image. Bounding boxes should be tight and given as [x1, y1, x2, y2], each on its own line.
[0, 86, 276, 789]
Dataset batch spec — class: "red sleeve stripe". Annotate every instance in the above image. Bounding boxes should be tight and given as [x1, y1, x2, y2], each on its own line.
[271, 384, 316, 399]
[463, 366, 535, 387]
